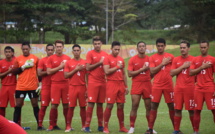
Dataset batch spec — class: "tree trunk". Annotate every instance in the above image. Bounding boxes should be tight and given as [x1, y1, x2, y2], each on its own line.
[64, 33, 70, 44]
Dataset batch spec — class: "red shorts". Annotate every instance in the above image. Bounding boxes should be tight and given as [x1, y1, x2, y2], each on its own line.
[69, 85, 87, 107]
[174, 87, 195, 110]
[40, 85, 51, 106]
[194, 90, 215, 110]
[87, 83, 106, 103]
[151, 87, 174, 103]
[51, 83, 69, 104]
[131, 81, 152, 99]
[0, 85, 16, 107]
[106, 81, 126, 104]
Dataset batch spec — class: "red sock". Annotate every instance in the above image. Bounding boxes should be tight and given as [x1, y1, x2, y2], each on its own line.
[66, 107, 74, 128]
[149, 110, 157, 129]
[85, 107, 93, 127]
[63, 108, 68, 125]
[49, 108, 57, 126]
[189, 116, 194, 130]
[130, 116, 136, 127]
[97, 106, 103, 127]
[193, 110, 201, 132]
[174, 116, 181, 131]
[80, 107, 86, 128]
[104, 107, 112, 128]
[38, 106, 47, 127]
[0, 108, 5, 117]
[146, 115, 150, 127]
[169, 110, 175, 127]
[117, 108, 125, 128]
[212, 110, 215, 123]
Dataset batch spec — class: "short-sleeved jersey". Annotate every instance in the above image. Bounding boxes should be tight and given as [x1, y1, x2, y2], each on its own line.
[86, 50, 108, 83]
[0, 115, 27, 134]
[103, 54, 124, 81]
[0, 58, 16, 86]
[14, 54, 39, 91]
[171, 55, 195, 88]
[149, 52, 174, 88]
[128, 55, 151, 82]
[37, 56, 51, 86]
[64, 58, 87, 86]
[46, 54, 70, 84]
[190, 55, 215, 91]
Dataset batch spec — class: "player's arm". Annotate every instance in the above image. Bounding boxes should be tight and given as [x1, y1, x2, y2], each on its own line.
[171, 62, 191, 77]
[123, 68, 129, 95]
[0, 68, 13, 78]
[86, 56, 104, 71]
[64, 64, 83, 78]
[190, 62, 211, 76]
[47, 62, 65, 75]
[150, 57, 171, 75]
[128, 65, 149, 77]
[37, 68, 47, 77]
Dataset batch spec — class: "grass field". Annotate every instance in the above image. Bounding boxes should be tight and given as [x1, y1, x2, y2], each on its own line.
[4, 43, 215, 134]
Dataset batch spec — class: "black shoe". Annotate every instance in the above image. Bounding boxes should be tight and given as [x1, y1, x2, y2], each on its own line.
[145, 129, 153, 134]
[53, 125, 61, 130]
[37, 126, 46, 131]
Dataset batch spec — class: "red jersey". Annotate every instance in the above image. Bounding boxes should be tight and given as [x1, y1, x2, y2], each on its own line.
[0, 115, 27, 134]
[64, 58, 87, 86]
[103, 54, 124, 81]
[128, 55, 151, 82]
[86, 50, 108, 83]
[0, 58, 16, 86]
[14, 54, 39, 91]
[171, 55, 195, 89]
[149, 52, 174, 88]
[46, 54, 70, 84]
[190, 55, 215, 92]
[37, 56, 51, 86]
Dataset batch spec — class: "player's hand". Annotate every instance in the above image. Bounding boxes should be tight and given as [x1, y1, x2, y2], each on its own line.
[75, 64, 84, 71]
[125, 88, 129, 95]
[59, 60, 67, 68]
[21, 59, 34, 71]
[117, 61, 123, 69]
[201, 61, 212, 69]
[161, 57, 171, 66]
[182, 61, 191, 69]
[7, 67, 13, 72]
[85, 91, 88, 99]
[142, 62, 149, 71]
[36, 85, 42, 95]
[99, 56, 105, 64]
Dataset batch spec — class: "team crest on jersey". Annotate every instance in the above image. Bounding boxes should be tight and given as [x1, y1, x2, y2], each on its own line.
[108, 98, 111, 101]
[89, 97, 92, 100]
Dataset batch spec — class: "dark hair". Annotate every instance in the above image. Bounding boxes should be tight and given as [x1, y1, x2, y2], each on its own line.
[137, 41, 146, 47]
[54, 40, 64, 46]
[4, 46, 14, 52]
[22, 41, 31, 48]
[46, 43, 54, 49]
[180, 40, 190, 48]
[111, 41, 120, 48]
[200, 40, 209, 46]
[156, 38, 166, 45]
[72, 44, 81, 50]
[92, 36, 101, 42]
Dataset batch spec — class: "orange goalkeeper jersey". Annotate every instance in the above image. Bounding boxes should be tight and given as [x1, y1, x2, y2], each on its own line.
[14, 54, 39, 91]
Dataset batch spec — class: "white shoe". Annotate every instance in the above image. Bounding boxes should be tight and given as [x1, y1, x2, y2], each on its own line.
[127, 127, 134, 134]
[153, 129, 157, 134]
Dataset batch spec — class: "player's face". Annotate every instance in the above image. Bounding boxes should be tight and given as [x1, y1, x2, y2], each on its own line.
[4, 49, 13, 59]
[22, 45, 31, 56]
[55, 43, 64, 54]
[180, 43, 189, 56]
[111, 45, 120, 57]
[156, 43, 165, 54]
[200, 43, 209, 56]
[137, 43, 146, 54]
[93, 41, 102, 52]
[72, 47, 81, 58]
[46, 46, 55, 56]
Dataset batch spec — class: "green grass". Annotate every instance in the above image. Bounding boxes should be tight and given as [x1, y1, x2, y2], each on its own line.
[4, 42, 215, 134]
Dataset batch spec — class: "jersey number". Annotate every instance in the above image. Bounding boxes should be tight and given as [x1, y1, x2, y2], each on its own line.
[211, 99, 215, 106]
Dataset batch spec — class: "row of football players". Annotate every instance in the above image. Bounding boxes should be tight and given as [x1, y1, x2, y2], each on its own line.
[0, 37, 214, 134]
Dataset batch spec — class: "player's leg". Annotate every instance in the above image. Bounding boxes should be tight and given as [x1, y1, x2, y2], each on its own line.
[29, 91, 40, 126]
[103, 103, 114, 133]
[62, 83, 69, 128]
[65, 107, 75, 132]
[80, 106, 86, 130]
[13, 91, 25, 125]
[144, 98, 151, 127]
[0, 86, 9, 117]
[128, 94, 141, 133]
[205, 92, 215, 123]
[188, 110, 194, 130]
[212, 110, 215, 123]
[164, 89, 174, 127]
[0, 107, 6, 117]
